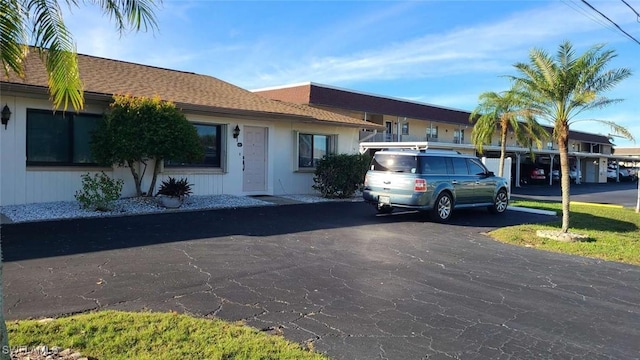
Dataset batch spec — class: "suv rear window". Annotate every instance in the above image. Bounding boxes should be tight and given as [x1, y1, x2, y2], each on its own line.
[371, 154, 418, 173]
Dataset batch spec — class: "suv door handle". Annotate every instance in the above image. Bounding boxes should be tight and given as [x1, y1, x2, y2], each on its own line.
[451, 180, 458, 185]
[475, 181, 481, 185]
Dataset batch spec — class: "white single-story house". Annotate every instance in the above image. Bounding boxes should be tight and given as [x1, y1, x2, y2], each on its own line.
[0, 51, 382, 206]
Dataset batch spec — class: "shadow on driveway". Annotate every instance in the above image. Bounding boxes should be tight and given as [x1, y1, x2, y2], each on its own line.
[2, 202, 555, 262]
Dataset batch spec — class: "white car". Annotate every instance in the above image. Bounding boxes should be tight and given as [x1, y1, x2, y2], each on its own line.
[551, 167, 582, 182]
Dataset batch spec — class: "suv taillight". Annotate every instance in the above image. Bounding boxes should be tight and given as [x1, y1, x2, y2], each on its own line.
[414, 179, 427, 192]
[364, 175, 369, 187]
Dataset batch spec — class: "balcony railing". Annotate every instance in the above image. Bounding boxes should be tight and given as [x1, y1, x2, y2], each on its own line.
[359, 134, 452, 144]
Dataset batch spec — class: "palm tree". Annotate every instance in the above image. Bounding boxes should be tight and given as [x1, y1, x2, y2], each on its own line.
[470, 87, 548, 177]
[511, 41, 634, 233]
[1, 1, 159, 358]
[1, 0, 160, 110]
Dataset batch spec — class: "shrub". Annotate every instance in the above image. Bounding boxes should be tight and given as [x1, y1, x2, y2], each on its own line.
[156, 177, 193, 198]
[75, 172, 124, 211]
[313, 154, 371, 198]
[91, 95, 204, 197]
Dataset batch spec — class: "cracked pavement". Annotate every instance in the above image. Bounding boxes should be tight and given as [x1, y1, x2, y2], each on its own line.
[2, 202, 640, 359]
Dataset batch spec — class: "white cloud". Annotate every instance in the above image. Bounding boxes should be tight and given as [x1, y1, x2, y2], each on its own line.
[221, 1, 635, 89]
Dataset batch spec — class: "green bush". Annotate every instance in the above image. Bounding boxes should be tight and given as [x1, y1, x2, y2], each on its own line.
[75, 172, 124, 211]
[313, 154, 371, 198]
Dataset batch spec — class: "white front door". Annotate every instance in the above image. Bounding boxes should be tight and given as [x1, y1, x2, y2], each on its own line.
[242, 126, 268, 192]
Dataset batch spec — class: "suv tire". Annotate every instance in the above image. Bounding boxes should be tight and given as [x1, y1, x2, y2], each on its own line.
[432, 192, 453, 222]
[488, 189, 508, 214]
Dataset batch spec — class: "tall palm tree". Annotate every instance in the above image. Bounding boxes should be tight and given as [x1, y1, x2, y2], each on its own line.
[1, 1, 159, 358]
[1, 0, 160, 110]
[470, 87, 548, 177]
[511, 41, 634, 233]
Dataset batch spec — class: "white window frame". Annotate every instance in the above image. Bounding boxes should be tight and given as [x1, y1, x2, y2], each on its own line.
[293, 131, 338, 172]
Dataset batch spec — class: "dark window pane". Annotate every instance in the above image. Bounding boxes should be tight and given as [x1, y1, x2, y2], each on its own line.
[371, 154, 418, 173]
[299, 134, 313, 168]
[421, 156, 447, 174]
[73, 114, 101, 163]
[27, 111, 69, 163]
[166, 123, 221, 168]
[451, 158, 468, 175]
[467, 159, 486, 176]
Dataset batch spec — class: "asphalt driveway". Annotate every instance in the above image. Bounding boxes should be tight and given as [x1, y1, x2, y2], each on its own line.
[2, 202, 639, 359]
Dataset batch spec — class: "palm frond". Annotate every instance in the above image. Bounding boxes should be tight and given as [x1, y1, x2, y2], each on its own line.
[88, 0, 160, 34]
[0, 0, 29, 78]
[27, 0, 84, 110]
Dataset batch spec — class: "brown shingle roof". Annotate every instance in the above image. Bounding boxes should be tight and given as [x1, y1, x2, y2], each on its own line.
[1, 50, 379, 129]
[255, 82, 613, 145]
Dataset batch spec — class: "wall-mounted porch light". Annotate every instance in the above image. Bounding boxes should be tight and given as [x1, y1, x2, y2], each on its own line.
[1, 104, 11, 129]
[232, 125, 241, 140]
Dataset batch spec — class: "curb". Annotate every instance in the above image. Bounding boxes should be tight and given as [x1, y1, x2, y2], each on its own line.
[508, 206, 557, 216]
[570, 201, 624, 208]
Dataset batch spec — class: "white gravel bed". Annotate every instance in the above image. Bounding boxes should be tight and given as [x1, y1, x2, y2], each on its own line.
[0, 195, 275, 223]
[1, 193, 365, 224]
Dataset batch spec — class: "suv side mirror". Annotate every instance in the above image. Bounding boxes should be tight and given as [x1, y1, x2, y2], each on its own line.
[487, 171, 495, 177]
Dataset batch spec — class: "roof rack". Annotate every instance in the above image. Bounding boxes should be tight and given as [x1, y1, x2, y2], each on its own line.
[359, 142, 429, 153]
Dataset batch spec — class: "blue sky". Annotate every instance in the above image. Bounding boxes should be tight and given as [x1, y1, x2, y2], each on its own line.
[63, 0, 640, 147]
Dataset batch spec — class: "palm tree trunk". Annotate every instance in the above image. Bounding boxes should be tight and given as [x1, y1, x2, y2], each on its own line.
[499, 126, 508, 177]
[558, 131, 571, 233]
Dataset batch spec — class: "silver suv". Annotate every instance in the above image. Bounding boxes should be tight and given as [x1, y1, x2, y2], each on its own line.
[362, 149, 510, 222]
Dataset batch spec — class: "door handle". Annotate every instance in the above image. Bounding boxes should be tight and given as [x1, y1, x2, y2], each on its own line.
[451, 180, 458, 185]
[242, 156, 245, 171]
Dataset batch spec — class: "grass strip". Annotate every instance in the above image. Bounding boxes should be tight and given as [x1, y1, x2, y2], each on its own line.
[7, 310, 327, 360]
[492, 200, 640, 265]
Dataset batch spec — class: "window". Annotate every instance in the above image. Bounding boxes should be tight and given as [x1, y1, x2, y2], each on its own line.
[401, 122, 409, 135]
[454, 129, 465, 144]
[467, 159, 487, 176]
[426, 126, 438, 139]
[451, 157, 468, 175]
[421, 156, 447, 174]
[26, 109, 102, 166]
[166, 123, 223, 168]
[372, 154, 418, 173]
[298, 133, 336, 168]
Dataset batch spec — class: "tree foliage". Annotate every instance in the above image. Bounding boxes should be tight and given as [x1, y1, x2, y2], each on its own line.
[470, 86, 548, 177]
[510, 41, 634, 232]
[92, 95, 204, 197]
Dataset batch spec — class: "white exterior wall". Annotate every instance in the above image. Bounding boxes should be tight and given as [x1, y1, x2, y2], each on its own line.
[0, 95, 362, 205]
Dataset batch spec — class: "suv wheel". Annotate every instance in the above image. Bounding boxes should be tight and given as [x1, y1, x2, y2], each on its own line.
[432, 192, 453, 222]
[489, 189, 508, 214]
[375, 204, 393, 214]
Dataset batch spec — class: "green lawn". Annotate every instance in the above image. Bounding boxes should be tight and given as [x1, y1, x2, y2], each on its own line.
[7, 311, 327, 360]
[492, 200, 640, 265]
